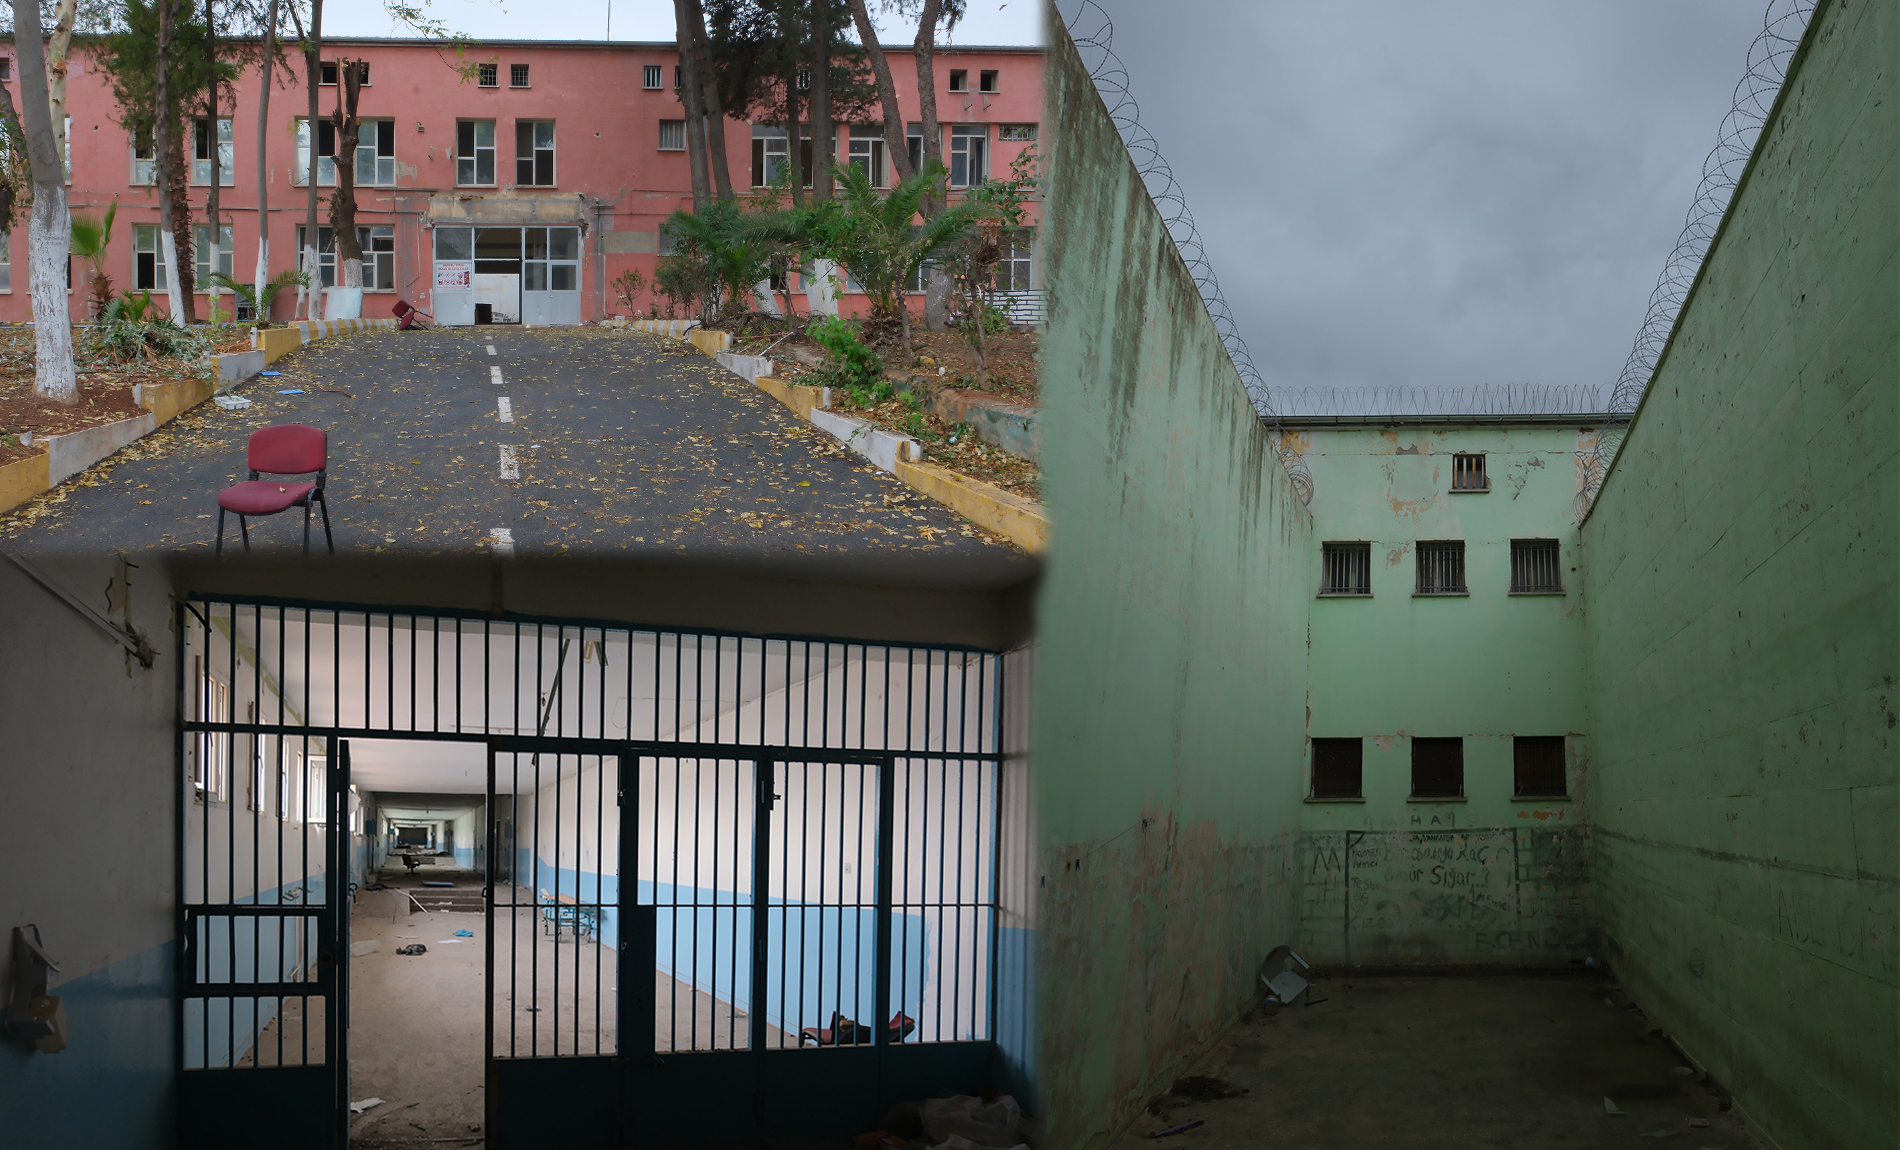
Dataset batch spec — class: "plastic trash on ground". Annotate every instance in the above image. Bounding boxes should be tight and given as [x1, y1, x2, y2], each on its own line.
[213, 395, 252, 411]
[1257, 944, 1311, 1005]
[395, 944, 427, 956]
[348, 1098, 384, 1114]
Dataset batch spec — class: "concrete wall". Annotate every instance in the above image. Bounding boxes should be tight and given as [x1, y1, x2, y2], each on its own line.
[1033, 21, 1313, 1150]
[1579, 1, 1897, 1146]
[1292, 423, 1595, 966]
[0, 556, 178, 1149]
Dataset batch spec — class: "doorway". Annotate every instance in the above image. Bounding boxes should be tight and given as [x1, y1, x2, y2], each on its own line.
[431, 226, 582, 327]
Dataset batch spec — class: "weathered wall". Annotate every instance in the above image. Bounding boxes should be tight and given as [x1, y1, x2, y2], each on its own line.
[1580, 1, 1897, 1146]
[1033, 18, 1313, 1150]
[1293, 424, 1595, 966]
[0, 556, 178, 1149]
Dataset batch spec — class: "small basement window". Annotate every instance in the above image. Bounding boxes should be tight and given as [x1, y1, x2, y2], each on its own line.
[1514, 736, 1567, 798]
[1320, 541, 1371, 596]
[1310, 738, 1363, 800]
[1415, 540, 1466, 595]
[1411, 737, 1464, 800]
[1452, 453, 1487, 491]
[948, 68, 968, 92]
[1511, 539, 1563, 593]
[979, 69, 999, 93]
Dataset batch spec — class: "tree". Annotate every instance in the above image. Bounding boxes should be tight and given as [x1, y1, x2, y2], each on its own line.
[809, 0, 830, 201]
[9, 0, 78, 401]
[288, 0, 321, 320]
[327, 56, 365, 303]
[202, 0, 222, 321]
[658, 198, 769, 322]
[685, 0, 732, 199]
[908, 0, 964, 214]
[945, 147, 1034, 387]
[69, 199, 117, 319]
[843, 0, 909, 183]
[673, 0, 712, 211]
[252, 0, 277, 317]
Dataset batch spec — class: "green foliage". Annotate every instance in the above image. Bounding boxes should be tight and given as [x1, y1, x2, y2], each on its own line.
[89, 291, 209, 362]
[705, 0, 879, 131]
[610, 267, 647, 315]
[806, 315, 888, 407]
[944, 147, 1040, 384]
[71, 201, 118, 320]
[208, 269, 309, 330]
[659, 198, 771, 322]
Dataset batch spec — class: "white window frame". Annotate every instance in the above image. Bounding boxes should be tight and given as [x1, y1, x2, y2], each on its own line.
[456, 119, 496, 186]
[477, 61, 498, 88]
[190, 117, 235, 186]
[307, 755, 328, 826]
[133, 223, 167, 290]
[194, 222, 234, 287]
[278, 739, 300, 822]
[193, 658, 230, 803]
[847, 126, 885, 188]
[131, 126, 156, 186]
[0, 232, 11, 293]
[752, 125, 789, 187]
[993, 234, 1033, 292]
[355, 118, 397, 187]
[950, 124, 988, 188]
[998, 124, 1037, 143]
[292, 117, 337, 187]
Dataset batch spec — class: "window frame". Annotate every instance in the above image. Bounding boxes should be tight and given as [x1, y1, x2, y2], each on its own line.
[292, 117, 338, 187]
[190, 116, 237, 186]
[998, 123, 1037, 142]
[477, 61, 499, 88]
[132, 223, 168, 291]
[510, 63, 530, 88]
[1509, 538, 1564, 595]
[130, 125, 157, 186]
[1451, 452, 1489, 492]
[354, 118, 398, 187]
[1512, 736, 1568, 799]
[1409, 737, 1465, 801]
[193, 221, 235, 288]
[515, 118, 556, 186]
[456, 118, 497, 186]
[847, 125, 886, 188]
[978, 69, 999, 94]
[1414, 540, 1467, 596]
[1319, 541, 1372, 597]
[948, 68, 968, 92]
[0, 231, 11, 293]
[949, 124, 988, 188]
[643, 64, 663, 90]
[658, 119, 687, 152]
[1309, 738, 1365, 801]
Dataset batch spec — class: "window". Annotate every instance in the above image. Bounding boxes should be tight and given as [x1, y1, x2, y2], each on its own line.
[320, 60, 338, 85]
[278, 739, 300, 822]
[949, 124, 987, 187]
[979, 69, 999, 94]
[1514, 736, 1567, 798]
[847, 125, 885, 187]
[1411, 737, 1463, 799]
[674, 65, 683, 90]
[998, 123, 1037, 142]
[510, 63, 530, 88]
[307, 756, 328, 825]
[456, 119, 496, 185]
[992, 238, 1033, 291]
[752, 124, 789, 186]
[133, 224, 167, 290]
[515, 119, 554, 185]
[657, 119, 686, 151]
[1510, 539, 1562, 593]
[249, 729, 268, 813]
[1415, 540, 1466, 595]
[355, 119, 397, 186]
[62, 116, 69, 183]
[0, 60, 10, 81]
[193, 223, 234, 286]
[1452, 452, 1487, 491]
[948, 68, 968, 92]
[643, 64, 663, 90]
[131, 126, 156, 185]
[477, 62, 498, 88]
[193, 658, 229, 802]
[296, 224, 394, 289]
[0, 233, 10, 292]
[1311, 738, 1363, 800]
[293, 117, 337, 186]
[190, 117, 236, 185]
[523, 227, 579, 292]
[1321, 541, 1371, 596]
[796, 66, 810, 91]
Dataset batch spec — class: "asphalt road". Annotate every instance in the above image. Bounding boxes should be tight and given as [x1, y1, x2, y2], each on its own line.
[0, 327, 1030, 573]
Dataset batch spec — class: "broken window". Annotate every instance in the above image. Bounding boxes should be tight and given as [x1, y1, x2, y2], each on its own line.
[644, 64, 663, 89]
[1452, 452, 1487, 491]
[355, 119, 398, 186]
[1514, 736, 1567, 798]
[1411, 737, 1463, 799]
[1415, 540, 1466, 595]
[477, 61, 499, 88]
[948, 68, 968, 92]
[457, 119, 496, 185]
[130, 126, 157, 185]
[292, 117, 337, 186]
[516, 119, 555, 185]
[190, 117, 235, 185]
[132, 223, 167, 290]
[1311, 738, 1363, 799]
[658, 119, 686, 151]
[979, 69, 999, 93]
[510, 63, 530, 88]
[950, 124, 987, 187]
[847, 125, 885, 186]
[1320, 541, 1371, 596]
[1510, 539, 1562, 593]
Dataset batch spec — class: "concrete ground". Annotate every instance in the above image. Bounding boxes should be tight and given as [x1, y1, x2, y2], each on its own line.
[0, 327, 1030, 569]
[1111, 974, 1765, 1150]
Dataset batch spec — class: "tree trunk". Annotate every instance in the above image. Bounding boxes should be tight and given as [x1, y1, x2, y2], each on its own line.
[811, 0, 831, 201]
[914, 0, 942, 195]
[168, 121, 196, 321]
[844, 0, 911, 183]
[253, 0, 276, 317]
[782, 0, 801, 208]
[672, 0, 710, 212]
[46, 0, 76, 174]
[154, 0, 187, 322]
[203, 0, 221, 320]
[302, 0, 323, 320]
[9, 0, 76, 402]
[686, 0, 731, 199]
[329, 58, 363, 292]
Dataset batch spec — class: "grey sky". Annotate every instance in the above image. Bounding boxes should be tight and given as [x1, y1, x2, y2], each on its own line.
[1086, 1, 1770, 399]
[321, 0, 1039, 45]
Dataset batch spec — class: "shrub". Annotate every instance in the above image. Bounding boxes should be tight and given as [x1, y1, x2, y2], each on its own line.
[807, 315, 889, 408]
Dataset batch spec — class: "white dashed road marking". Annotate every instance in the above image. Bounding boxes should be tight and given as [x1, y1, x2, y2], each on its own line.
[490, 365, 504, 385]
[488, 527, 515, 555]
[498, 444, 519, 480]
[497, 397, 513, 423]
[486, 344, 497, 356]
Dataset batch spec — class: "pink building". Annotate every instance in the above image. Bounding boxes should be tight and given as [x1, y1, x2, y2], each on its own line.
[0, 37, 1044, 326]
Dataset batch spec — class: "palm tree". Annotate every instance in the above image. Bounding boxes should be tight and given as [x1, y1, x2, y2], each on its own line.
[208, 269, 308, 330]
[663, 202, 770, 322]
[70, 200, 118, 320]
[815, 159, 980, 358]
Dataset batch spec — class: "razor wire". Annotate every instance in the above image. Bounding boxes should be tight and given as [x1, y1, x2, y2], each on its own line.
[1577, 0, 1817, 517]
[1055, 0, 1315, 501]
[1267, 384, 1614, 420]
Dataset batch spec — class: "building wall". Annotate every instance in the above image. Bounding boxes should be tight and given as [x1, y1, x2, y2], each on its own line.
[1033, 22, 1312, 1150]
[1293, 423, 1595, 966]
[0, 37, 1041, 325]
[0, 555, 178, 1150]
[1579, 0, 1897, 1146]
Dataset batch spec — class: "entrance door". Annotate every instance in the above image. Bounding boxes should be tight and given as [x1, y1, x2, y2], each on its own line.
[177, 735, 351, 1149]
[475, 228, 524, 324]
[432, 227, 475, 326]
[521, 227, 583, 325]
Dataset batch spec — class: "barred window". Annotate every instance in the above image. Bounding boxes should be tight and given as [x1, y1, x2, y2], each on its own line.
[1411, 737, 1463, 799]
[1415, 541, 1466, 595]
[644, 64, 663, 89]
[1311, 738, 1363, 800]
[510, 63, 530, 88]
[477, 62, 498, 87]
[1452, 453, 1487, 491]
[1510, 539, 1562, 593]
[1514, 736, 1567, 798]
[657, 120, 686, 151]
[998, 124, 1037, 142]
[1321, 542, 1371, 596]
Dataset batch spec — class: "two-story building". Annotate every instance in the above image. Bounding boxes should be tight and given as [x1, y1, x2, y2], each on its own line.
[0, 36, 1043, 326]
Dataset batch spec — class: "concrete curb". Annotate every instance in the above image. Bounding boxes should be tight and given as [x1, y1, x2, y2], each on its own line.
[618, 318, 702, 338]
[892, 374, 1040, 463]
[212, 349, 267, 385]
[688, 328, 732, 357]
[716, 350, 774, 383]
[809, 408, 921, 474]
[252, 316, 397, 366]
[46, 413, 158, 485]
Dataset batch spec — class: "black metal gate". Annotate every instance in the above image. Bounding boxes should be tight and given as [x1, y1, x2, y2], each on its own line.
[176, 597, 1007, 1148]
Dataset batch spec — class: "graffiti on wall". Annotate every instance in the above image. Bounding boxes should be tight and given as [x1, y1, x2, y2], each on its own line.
[1298, 823, 1590, 965]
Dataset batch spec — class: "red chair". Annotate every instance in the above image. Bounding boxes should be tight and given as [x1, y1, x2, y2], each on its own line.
[392, 299, 432, 330]
[216, 424, 335, 556]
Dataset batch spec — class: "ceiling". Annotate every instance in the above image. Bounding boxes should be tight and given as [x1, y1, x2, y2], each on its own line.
[347, 738, 488, 794]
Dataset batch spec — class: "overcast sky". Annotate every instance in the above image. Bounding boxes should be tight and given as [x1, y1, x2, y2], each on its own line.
[1088, 1, 1769, 398]
[319, 0, 1039, 45]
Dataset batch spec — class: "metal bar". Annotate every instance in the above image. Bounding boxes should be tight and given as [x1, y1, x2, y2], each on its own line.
[750, 759, 772, 1056]
[484, 743, 497, 1134]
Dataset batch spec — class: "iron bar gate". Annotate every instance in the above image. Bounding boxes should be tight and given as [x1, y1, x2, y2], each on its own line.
[176, 596, 1009, 1147]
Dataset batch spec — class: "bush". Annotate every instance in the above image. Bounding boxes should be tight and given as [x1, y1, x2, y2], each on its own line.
[88, 291, 211, 363]
[806, 315, 889, 408]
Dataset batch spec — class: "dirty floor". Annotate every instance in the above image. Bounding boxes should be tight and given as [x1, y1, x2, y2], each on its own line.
[1111, 974, 1764, 1150]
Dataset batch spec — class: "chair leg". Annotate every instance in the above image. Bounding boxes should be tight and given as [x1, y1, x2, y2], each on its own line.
[216, 508, 225, 557]
[303, 502, 311, 556]
[239, 515, 250, 552]
[319, 493, 335, 553]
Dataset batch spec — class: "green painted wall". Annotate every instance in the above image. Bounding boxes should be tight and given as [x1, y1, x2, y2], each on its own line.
[1034, 16, 1313, 1150]
[1292, 423, 1598, 965]
[1579, 0, 1897, 1146]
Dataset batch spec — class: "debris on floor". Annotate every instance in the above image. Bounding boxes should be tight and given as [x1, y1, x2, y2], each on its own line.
[1604, 1098, 1628, 1115]
[860, 1092, 1035, 1150]
[395, 944, 427, 956]
[213, 395, 251, 411]
[349, 939, 381, 957]
[1170, 1076, 1245, 1101]
[1147, 1118, 1204, 1139]
[1257, 945, 1311, 1005]
[453, 928, 474, 937]
[349, 1098, 384, 1114]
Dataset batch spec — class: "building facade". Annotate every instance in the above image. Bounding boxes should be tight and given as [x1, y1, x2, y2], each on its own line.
[0, 36, 1043, 326]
